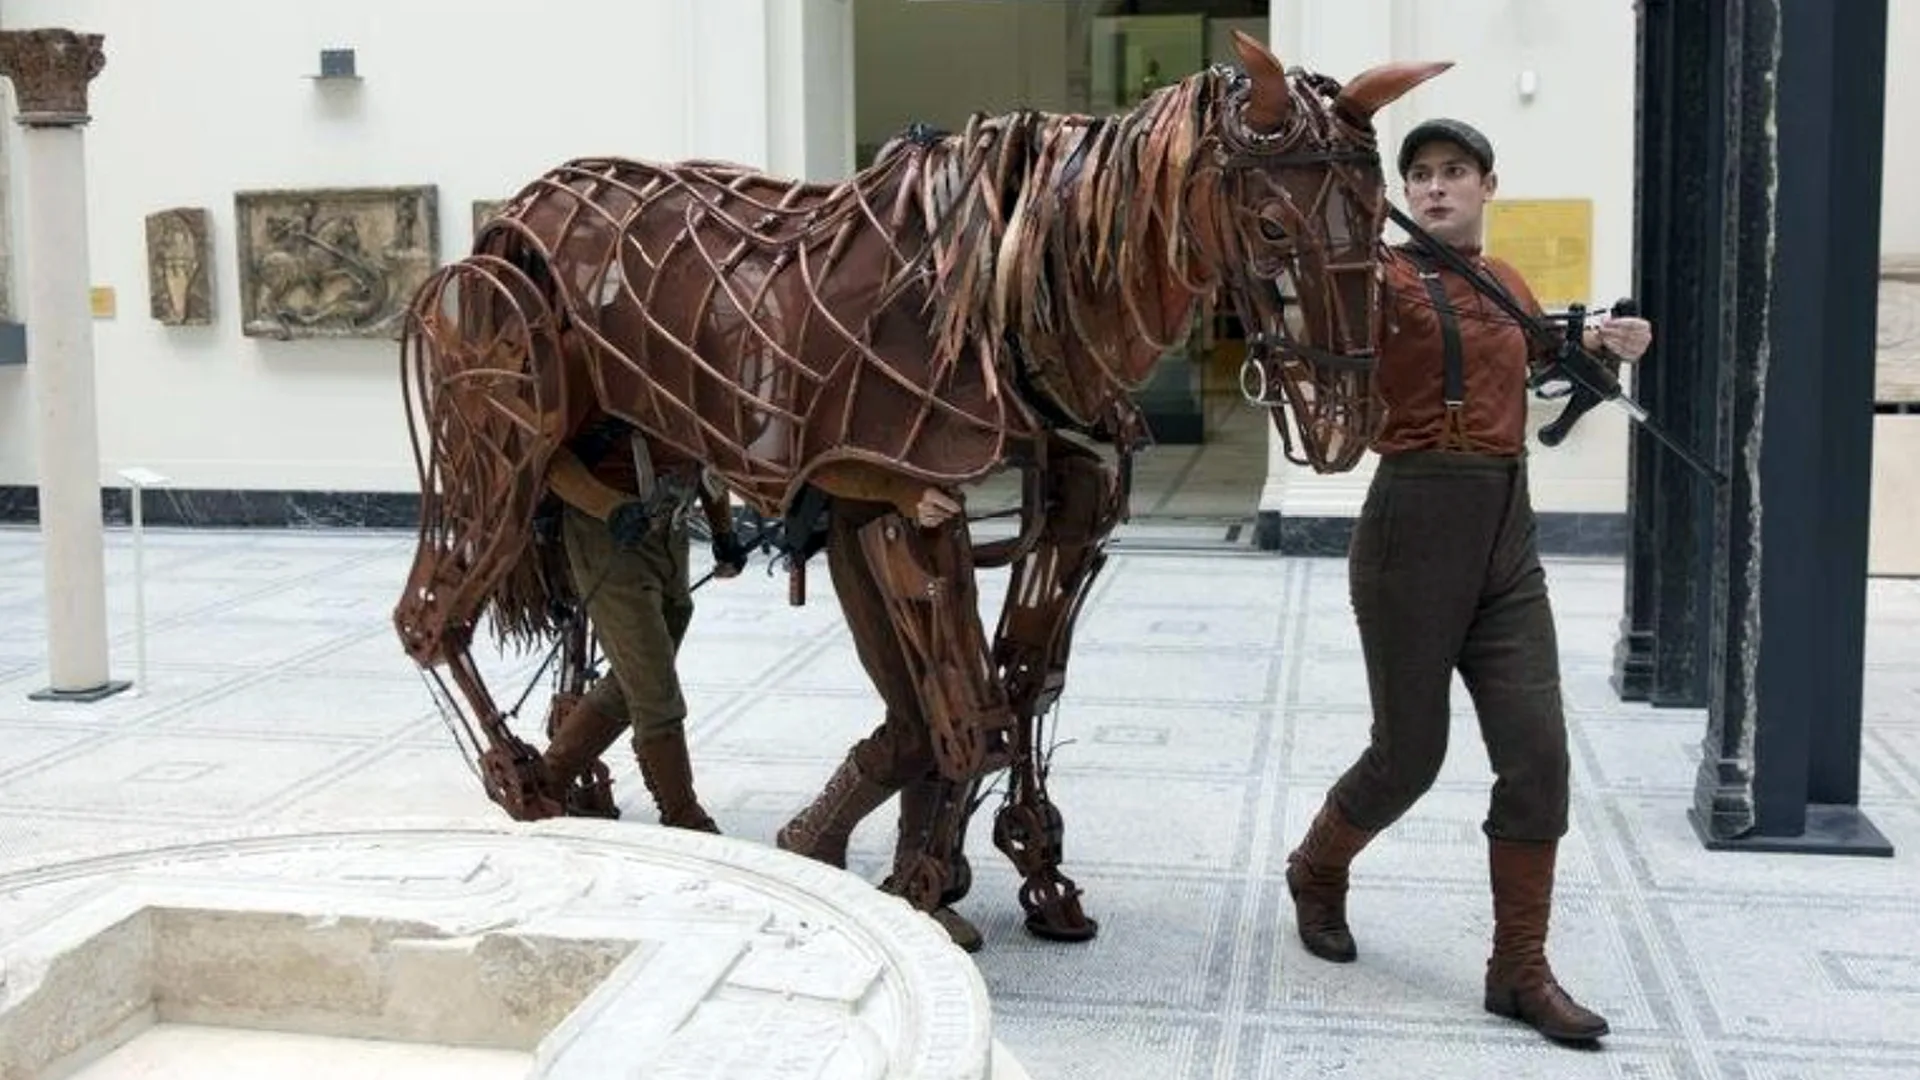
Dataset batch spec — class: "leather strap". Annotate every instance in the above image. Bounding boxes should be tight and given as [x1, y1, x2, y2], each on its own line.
[1403, 247, 1466, 409]
[1400, 245, 1468, 449]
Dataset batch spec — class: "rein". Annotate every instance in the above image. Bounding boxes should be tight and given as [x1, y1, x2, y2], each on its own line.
[1384, 204, 1725, 483]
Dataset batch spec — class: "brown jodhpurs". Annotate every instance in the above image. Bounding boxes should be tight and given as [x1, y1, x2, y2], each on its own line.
[1327, 450, 1570, 843]
[559, 503, 694, 744]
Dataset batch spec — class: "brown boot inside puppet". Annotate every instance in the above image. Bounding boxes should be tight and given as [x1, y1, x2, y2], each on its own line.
[636, 730, 721, 833]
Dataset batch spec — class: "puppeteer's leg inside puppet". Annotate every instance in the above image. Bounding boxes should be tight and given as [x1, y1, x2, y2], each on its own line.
[779, 434, 1119, 946]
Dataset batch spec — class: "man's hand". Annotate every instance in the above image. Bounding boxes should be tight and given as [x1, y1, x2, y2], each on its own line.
[710, 533, 749, 579]
[1595, 316, 1652, 362]
[913, 487, 963, 529]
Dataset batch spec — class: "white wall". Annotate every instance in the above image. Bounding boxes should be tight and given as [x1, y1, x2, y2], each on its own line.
[1262, 0, 1639, 518]
[1884, 0, 1919, 256]
[0, 0, 1905, 505]
[0, 0, 792, 492]
[853, 0, 1071, 158]
[1870, 415, 1920, 576]
[769, 0, 857, 182]
[0, 74, 34, 479]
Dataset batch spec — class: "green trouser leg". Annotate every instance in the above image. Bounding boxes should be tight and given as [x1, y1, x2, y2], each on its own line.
[560, 505, 715, 831]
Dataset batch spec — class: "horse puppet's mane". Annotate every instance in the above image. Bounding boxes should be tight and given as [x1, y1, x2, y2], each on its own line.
[898, 66, 1233, 432]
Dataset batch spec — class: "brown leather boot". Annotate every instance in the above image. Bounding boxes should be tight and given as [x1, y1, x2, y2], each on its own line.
[544, 699, 629, 775]
[776, 754, 896, 868]
[1284, 796, 1378, 963]
[533, 698, 628, 819]
[1484, 838, 1610, 1043]
[634, 731, 720, 833]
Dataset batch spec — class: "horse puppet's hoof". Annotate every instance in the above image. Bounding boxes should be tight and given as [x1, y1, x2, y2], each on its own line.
[1020, 879, 1100, 943]
[562, 761, 621, 820]
[931, 906, 984, 953]
[480, 744, 565, 822]
[940, 852, 973, 907]
[1024, 907, 1100, 944]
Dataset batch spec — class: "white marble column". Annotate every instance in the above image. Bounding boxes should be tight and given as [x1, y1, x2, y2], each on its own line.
[0, 29, 125, 701]
[764, 0, 857, 182]
[684, 0, 772, 168]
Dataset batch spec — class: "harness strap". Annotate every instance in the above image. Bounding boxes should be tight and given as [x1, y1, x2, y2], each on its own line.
[1402, 246, 1468, 450]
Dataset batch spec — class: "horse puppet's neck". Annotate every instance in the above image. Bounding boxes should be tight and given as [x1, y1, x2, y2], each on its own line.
[908, 75, 1226, 437]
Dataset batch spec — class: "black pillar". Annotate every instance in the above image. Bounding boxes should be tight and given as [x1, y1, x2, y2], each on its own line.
[1611, 1, 1664, 702]
[1689, 0, 1892, 856]
[1617, 0, 1720, 707]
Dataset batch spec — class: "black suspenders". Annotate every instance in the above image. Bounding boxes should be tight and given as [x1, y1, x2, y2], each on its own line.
[1402, 244, 1466, 413]
[1398, 243, 1541, 453]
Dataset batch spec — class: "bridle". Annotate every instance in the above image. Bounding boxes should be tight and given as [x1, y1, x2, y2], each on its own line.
[1212, 97, 1395, 474]
[1236, 145, 1388, 382]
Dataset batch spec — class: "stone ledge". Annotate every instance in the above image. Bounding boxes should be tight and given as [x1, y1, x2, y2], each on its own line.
[0, 818, 999, 1080]
[1256, 510, 1627, 556]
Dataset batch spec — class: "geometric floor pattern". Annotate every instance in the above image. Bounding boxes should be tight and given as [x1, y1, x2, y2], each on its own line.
[1, 524, 1916, 1079]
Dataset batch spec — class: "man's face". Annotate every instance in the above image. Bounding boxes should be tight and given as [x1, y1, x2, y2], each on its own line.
[1402, 140, 1497, 247]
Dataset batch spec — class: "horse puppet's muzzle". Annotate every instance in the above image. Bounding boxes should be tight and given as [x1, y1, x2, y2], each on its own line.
[1235, 271, 1377, 403]
[1237, 276, 1385, 474]
[1237, 328, 1376, 405]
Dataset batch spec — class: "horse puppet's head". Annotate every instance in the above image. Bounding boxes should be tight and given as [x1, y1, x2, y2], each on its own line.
[1193, 32, 1452, 472]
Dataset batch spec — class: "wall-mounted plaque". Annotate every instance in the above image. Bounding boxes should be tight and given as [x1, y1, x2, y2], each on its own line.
[234, 185, 438, 340]
[145, 207, 213, 325]
[472, 199, 508, 235]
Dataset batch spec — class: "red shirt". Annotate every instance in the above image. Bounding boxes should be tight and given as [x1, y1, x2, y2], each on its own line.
[1369, 245, 1550, 457]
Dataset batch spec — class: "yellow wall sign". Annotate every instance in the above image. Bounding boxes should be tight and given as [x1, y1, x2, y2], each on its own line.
[1484, 199, 1593, 310]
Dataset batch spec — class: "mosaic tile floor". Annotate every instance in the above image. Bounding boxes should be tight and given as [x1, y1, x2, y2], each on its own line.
[1, 524, 1916, 1078]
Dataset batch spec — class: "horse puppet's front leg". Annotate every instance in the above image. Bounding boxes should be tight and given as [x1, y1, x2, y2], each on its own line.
[977, 437, 1124, 943]
[833, 440, 1121, 946]
[830, 510, 1017, 918]
[852, 515, 1018, 781]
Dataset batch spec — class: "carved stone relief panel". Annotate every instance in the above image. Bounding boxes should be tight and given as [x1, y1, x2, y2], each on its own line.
[145, 207, 212, 325]
[471, 199, 507, 234]
[233, 185, 438, 340]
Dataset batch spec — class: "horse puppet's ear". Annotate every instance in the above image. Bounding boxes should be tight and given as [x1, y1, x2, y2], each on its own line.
[1230, 29, 1292, 133]
[1333, 60, 1455, 123]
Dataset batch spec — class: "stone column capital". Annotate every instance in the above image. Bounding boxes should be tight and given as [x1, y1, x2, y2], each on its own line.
[0, 29, 106, 127]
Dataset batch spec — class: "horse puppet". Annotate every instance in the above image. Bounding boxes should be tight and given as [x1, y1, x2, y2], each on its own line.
[393, 32, 1450, 946]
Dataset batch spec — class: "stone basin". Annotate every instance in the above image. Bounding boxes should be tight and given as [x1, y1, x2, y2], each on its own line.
[0, 819, 1008, 1079]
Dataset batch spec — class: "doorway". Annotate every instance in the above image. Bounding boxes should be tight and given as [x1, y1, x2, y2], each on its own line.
[850, 0, 1273, 534]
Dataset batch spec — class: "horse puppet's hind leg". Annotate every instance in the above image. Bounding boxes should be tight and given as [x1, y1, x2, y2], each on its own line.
[393, 252, 587, 821]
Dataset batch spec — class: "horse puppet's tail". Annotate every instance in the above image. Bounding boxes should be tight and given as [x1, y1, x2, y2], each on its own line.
[392, 242, 582, 820]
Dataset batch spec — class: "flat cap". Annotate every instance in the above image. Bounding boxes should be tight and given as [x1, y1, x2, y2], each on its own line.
[1397, 118, 1495, 176]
